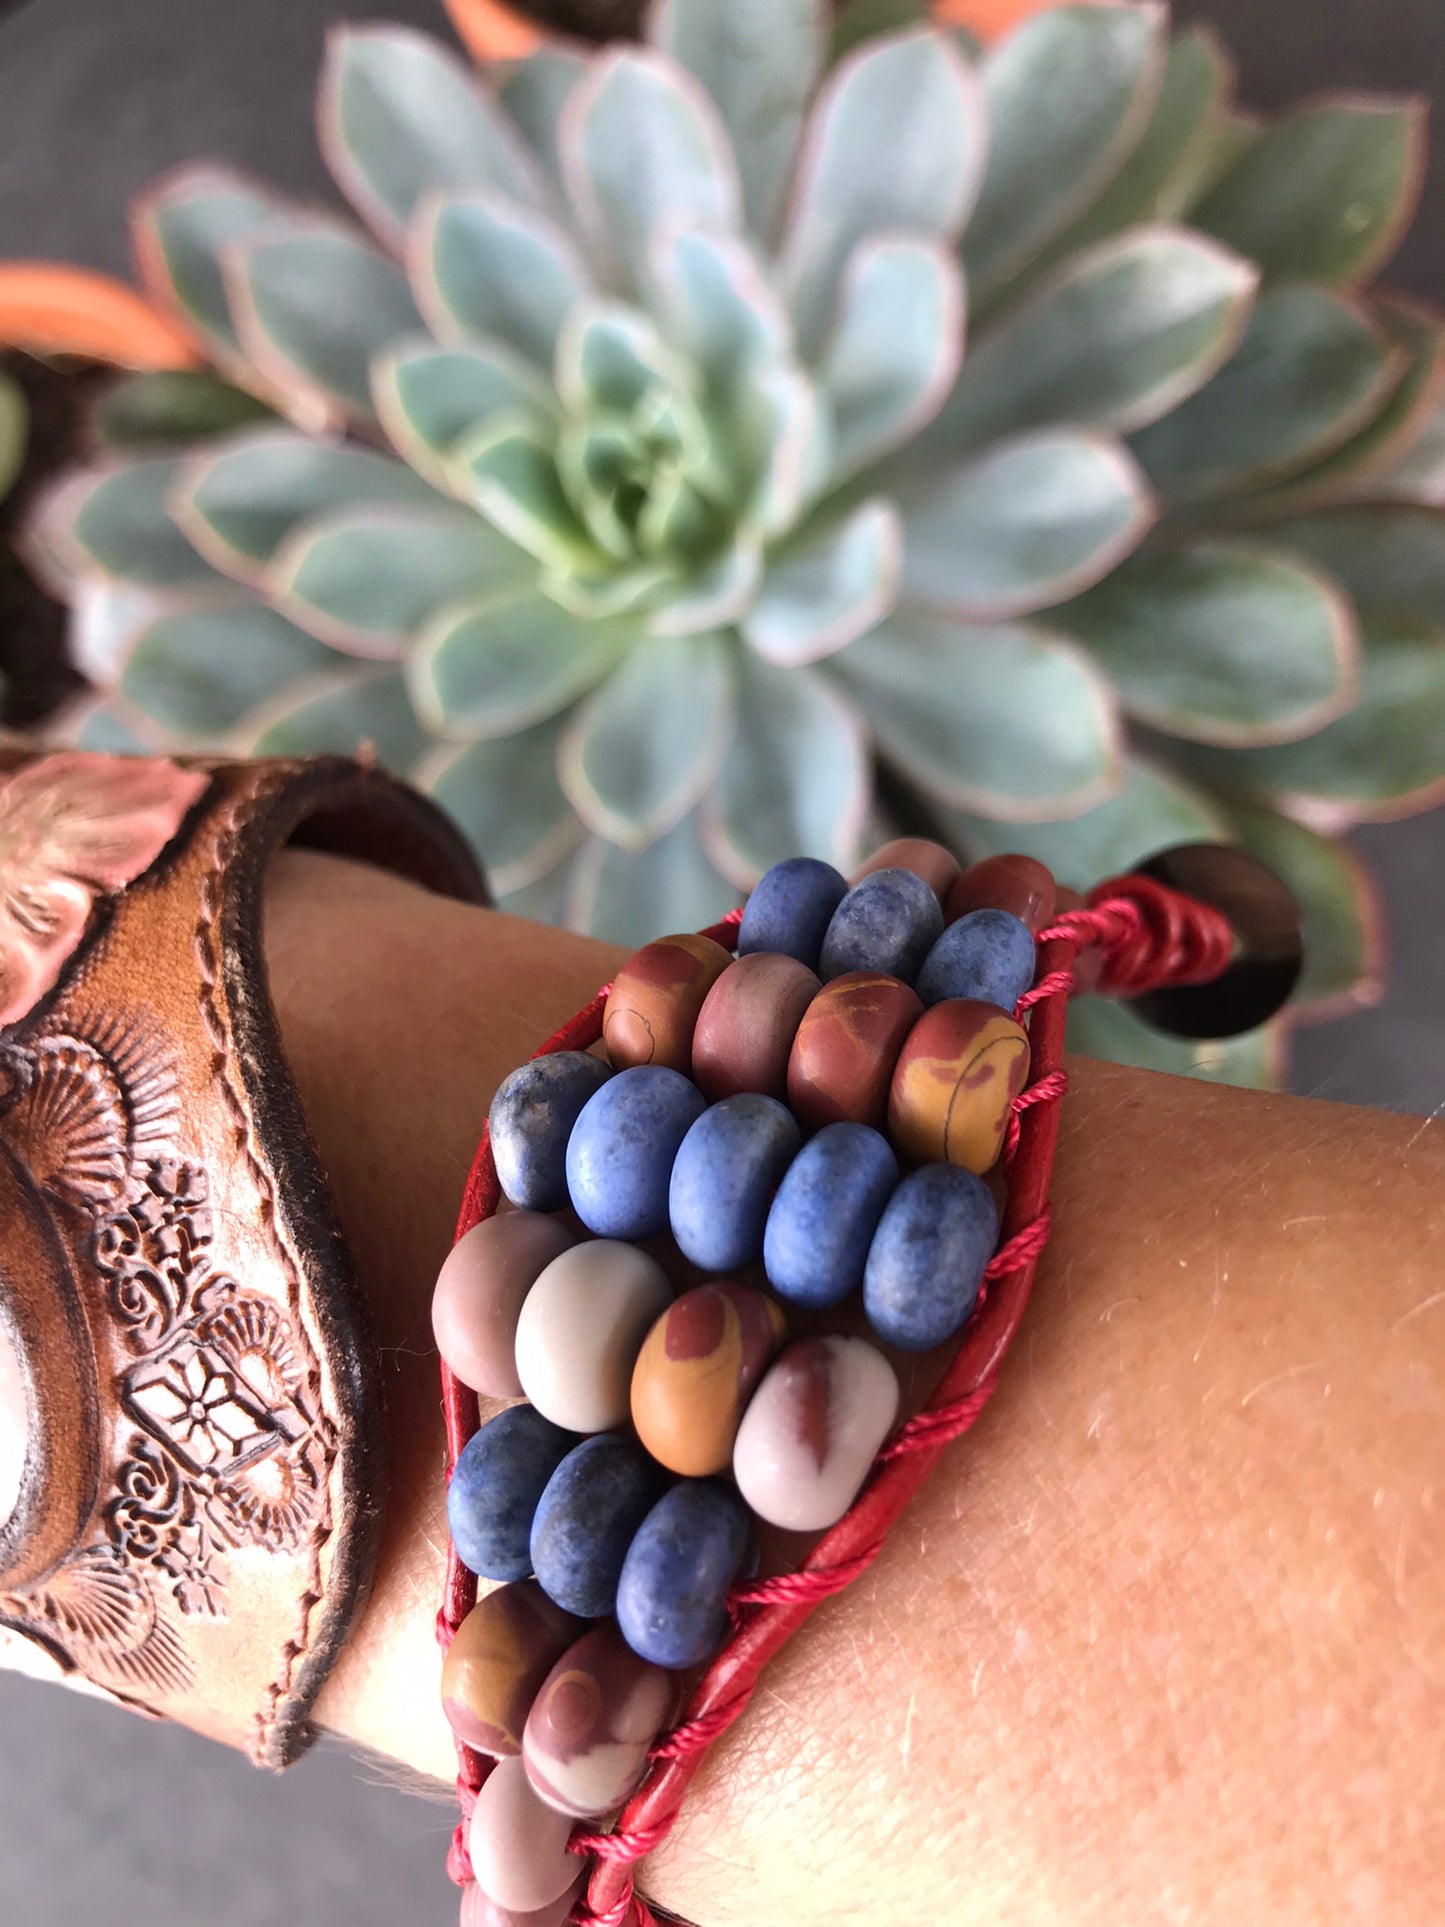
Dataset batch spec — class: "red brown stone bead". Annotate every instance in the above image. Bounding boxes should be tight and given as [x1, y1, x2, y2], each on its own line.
[888, 997, 1031, 1174]
[852, 836, 961, 904]
[692, 953, 821, 1101]
[440, 1579, 584, 1758]
[630, 1280, 788, 1476]
[602, 932, 733, 1074]
[946, 854, 1056, 934]
[522, 1621, 677, 1818]
[786, 970, 923, 1133]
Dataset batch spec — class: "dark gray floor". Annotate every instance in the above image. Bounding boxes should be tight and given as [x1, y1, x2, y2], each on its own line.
[0, 2, 1439, 1923]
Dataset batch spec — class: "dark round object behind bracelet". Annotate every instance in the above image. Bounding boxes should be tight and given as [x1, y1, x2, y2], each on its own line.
[1128, 843, 1304, 1039]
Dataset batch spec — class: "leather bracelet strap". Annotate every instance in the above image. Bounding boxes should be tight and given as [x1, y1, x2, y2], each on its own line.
[0, 749, 484, 1766]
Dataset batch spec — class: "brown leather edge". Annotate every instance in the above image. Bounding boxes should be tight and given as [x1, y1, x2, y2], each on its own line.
[210, 755, 488, 1765]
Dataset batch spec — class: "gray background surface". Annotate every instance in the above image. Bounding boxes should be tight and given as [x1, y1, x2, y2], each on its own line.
[0, 2, 1439, 1922]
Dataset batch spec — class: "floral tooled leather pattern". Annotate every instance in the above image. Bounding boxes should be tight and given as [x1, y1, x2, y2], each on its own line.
[0, 753, 362, 1757]
[0, 1006, 333, 1700]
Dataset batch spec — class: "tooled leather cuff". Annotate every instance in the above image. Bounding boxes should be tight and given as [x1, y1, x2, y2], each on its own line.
[0, 750, 484, 1766]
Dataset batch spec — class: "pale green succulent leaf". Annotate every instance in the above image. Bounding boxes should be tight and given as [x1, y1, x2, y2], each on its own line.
[1264, 503, 1445, 627]
[1066, 996, 1282, 1089]
[704, 644, 869, 886]
[242, 664, 430, 767]
[935, 750, 1228, 880]
[1184, 109, 1263, 211]
[636, 466, 716, 559]
[320, 25, 545, 252]
[418, 714, 581, 894]
[372, 335, 554, 490]
[46, 457, 223, 592]
[415, 191, 588, 370]
[734, 359, 825, 537]
[555, 299, 691, 416]
[269, 503, 531, 656]
[651, 0, 824, 242]
[410, 586, 631, 738]
[64, 583, 180, 686]
[648, 226, 791, 388]
[459, 415, 603, 572]
[567, 809, 739, 941]
[542, 559, 676, 620]
[495, 850, 582, 928]
[1016, 26, 1233, 295]
[965, 2, 1168, 307]
[1173, 618, 1445, 825]
[71, 696, 161, 755]
[649, 536, 764, 637]
[1129, 285, 1402, 507]
[94, 371, 274, 451]
[742, 497, 900, 664]
[831, 610, 1123, 817]
[816, 235, 964, 484]
[1360, 401, 1445, 506]
[560, 630, 735, 847]
[227, 223, 421, 422]
[1061, 541, 1357, 746]
[556, 414, 644, 561]
[132, 166, 287, 364]
[562, 47, 742, 293]
[1246, 296, 1445, 517]
[1223, 797, 1382, 1016]
[498, 47, 590, 207]
[117, 601, 333, 739]
[897, 429, 1155, 620]
[918, 225, 1258, 463]
[780, 28, 985, 356]
[176, 428, 440, 580]
[1193, 95, 1426, 287]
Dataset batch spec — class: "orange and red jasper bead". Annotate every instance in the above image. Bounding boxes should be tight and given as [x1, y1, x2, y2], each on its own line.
[602, 931, 732, 1073]
[888, 998, 1032, 1174]
[786, 969, 924, 1132]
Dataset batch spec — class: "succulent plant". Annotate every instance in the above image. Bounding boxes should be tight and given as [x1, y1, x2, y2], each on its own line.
[25, 0, 1445, 1085]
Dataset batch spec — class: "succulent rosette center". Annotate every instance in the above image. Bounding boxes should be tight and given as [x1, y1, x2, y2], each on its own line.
[463, 295, 767, 624]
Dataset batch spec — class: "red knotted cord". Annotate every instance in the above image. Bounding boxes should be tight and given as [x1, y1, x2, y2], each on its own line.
[437, 880, 1232, 1921]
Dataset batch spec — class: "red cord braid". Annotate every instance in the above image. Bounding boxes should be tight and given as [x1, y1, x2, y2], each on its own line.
[436, 885, 1229, 1922]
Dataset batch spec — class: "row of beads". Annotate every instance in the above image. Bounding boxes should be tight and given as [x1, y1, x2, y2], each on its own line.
[608, 894, 1035, 1084]
[491, 1055, 1004, 1349]
[734, 842, 1054, 993]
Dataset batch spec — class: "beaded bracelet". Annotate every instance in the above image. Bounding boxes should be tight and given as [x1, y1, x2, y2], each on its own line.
[430, 838, 1299, 1927]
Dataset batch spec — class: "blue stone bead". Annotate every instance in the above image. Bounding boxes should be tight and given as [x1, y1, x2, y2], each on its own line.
[669, 1094, 802, 1272]
[616, 1480, 752, 1669]
[916, 907, 1036, 1012]
[530, 1433, 669, 1619]
[565, 1065, 707, 1239]
[490, 1051, 613, 1211]
[818, 868, 943, 984]
[863, 1163, 999, 1352]
[737, 857, 848, 970]
[763, 1122, 899, 1309]
[448, 1404, 578, 1582]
